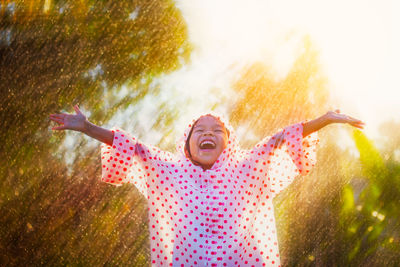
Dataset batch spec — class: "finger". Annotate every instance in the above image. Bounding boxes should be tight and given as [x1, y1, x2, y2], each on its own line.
[354, 121, 365, 126]
[52, 125, 66, 130]
[347, 118, 364, 125]
[353, 124, 364, 129]
[275, 133, 284, 147]
[277, 139, 283, 147]
[347, 116, 363, 123]
[49, 117, 64, 124]
[50, 113, 66, 119]
[274, 141, 280, 148]
[271, 136, 279, 148]
[73, 104, 82, 115]
[278, 134, 284, 145]
[350, 122, 365, 129]
[274, 139, 280, 147]
[343, 113, 364, 124]
[353, 120, 365, 125]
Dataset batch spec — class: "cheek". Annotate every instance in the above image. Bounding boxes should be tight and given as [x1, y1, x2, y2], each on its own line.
[188, 137, 197, 154]
[220, 136, 228, 149]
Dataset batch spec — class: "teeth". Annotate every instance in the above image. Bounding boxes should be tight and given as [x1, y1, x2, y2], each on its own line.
[200, 140, 216, 149]
[201, 141, 215, 146]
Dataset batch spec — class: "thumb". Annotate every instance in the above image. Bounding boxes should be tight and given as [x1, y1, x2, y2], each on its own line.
[74, 104, 82, 115]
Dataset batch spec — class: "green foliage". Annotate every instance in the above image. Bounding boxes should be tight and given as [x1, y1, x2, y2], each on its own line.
[353, 130, 388, 182]
[336, 130, 400, 265]
[0, 0, 190, 265]
[1, 1, 399, 266]
[230, 30, 400, 266]
[272, 127, 400, 266]
[340, 184, 355, 218]
[0, 0, 191, 164]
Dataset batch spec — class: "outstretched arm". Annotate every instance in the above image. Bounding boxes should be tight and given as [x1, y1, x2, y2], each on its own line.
[49, 104, 114, 146]
[270, 110, 364, 147]
[302, 110, 365, 137]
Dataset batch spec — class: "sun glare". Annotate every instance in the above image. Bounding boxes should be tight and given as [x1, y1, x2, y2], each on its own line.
[172, 0, 400, 140]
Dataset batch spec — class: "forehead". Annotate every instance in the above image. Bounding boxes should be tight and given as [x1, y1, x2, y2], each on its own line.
[194, 115, 224, 128]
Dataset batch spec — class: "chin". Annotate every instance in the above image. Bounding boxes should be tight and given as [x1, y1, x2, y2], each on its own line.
[194, 158, 216, 169]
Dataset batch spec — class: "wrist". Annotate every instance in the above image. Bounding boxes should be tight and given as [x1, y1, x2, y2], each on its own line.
[322, 112, 334, 125]
[81, 119, 91, 134]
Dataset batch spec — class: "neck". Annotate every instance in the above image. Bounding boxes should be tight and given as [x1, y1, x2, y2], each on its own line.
[189, 158, 213, 170]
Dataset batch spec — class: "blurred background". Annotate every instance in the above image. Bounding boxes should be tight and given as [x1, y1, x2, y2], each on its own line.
[1, 0, 399, 266]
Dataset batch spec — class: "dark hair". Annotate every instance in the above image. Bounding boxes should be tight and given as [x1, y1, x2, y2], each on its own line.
[184, 120, 197, 159]
[184, 116, 230, 159]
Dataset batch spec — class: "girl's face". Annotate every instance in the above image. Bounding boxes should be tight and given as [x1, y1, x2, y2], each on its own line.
[188, 115, 229, 170]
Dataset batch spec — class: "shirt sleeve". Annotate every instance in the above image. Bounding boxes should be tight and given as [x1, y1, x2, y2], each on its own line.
[100, 127, 172, 198]
[246, 122, 319, 199]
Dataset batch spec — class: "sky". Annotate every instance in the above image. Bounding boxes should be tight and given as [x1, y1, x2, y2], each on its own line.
[158, 0, 400, 142]
[61, 0, 400, 165]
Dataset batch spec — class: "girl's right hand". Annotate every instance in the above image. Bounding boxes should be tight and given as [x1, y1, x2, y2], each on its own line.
[325, 110, 365, 129]
[49, 104, 87, 132]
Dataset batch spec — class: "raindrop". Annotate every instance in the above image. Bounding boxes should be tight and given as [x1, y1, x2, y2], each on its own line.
[7, 2, 15, 15]
[129, 8, 140, 21]
[85, 64, 104, 80]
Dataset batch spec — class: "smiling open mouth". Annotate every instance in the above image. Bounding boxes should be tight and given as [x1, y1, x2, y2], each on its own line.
[199, 140, 216, 149]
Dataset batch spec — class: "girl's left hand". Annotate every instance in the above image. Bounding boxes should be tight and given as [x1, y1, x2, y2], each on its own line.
[326, 110, 365, 129]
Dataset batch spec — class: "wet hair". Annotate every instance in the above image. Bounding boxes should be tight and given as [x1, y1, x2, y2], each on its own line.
[184, 115, 230, 160]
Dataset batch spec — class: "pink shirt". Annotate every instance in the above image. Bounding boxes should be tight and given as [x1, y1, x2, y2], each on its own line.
[100, 115, 318, 267]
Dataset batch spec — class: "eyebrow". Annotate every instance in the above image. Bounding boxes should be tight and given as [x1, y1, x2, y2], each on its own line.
[194, 124, 224, 129]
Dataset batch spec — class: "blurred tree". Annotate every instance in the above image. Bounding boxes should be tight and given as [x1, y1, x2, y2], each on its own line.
[227, 33, 394, 266]
[227, 34, 343, 266]
[0, 0, 190, 163]
[229, 35, 329, 145]
[229, 34, 400, 265]
[336, 130, 400, 266]
[0, 0, 190, 265]
[276, 129, 400, 266]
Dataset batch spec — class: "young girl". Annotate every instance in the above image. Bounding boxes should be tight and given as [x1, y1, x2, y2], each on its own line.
[49, 106, 364, 267]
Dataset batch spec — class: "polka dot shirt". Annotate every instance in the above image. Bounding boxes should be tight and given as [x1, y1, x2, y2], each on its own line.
[100, 115, 319, 267]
